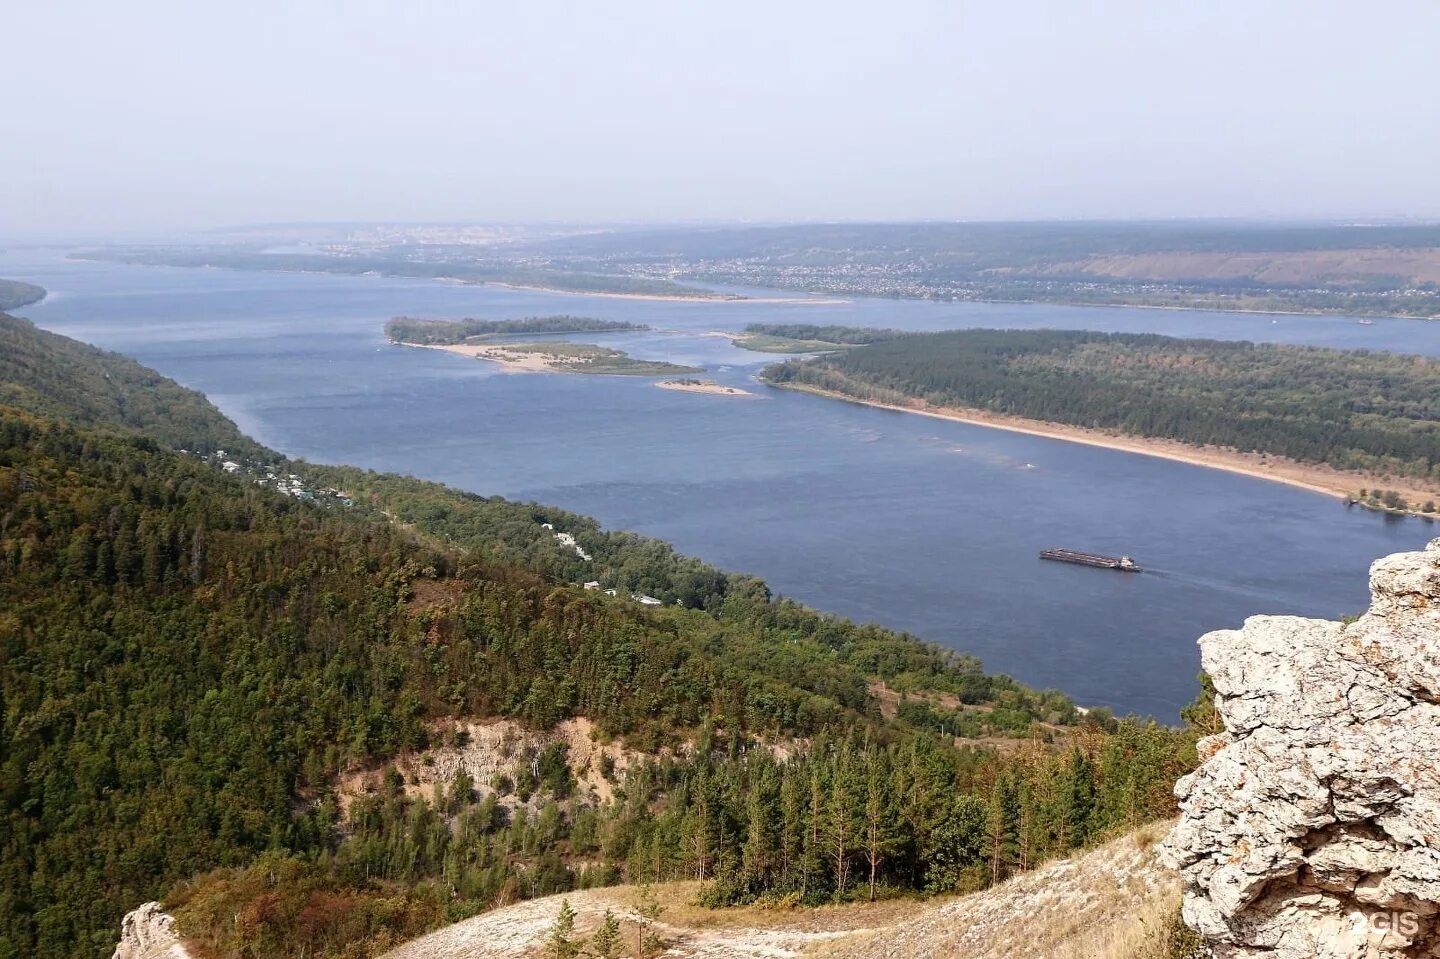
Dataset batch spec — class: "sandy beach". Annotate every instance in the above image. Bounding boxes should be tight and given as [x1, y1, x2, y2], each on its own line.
[775, 384, 1440, 508]
[397, 340, 701, 377]
[656, 379, 754, 396]
[400, 340, 550, 371]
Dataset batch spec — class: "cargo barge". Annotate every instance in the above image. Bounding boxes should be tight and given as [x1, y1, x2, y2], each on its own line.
[1040, 548, 1141, 571]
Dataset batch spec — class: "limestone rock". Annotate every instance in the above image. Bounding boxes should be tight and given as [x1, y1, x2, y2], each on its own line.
[112, 902, 190, 959]
[1162, 538, 1440, 958]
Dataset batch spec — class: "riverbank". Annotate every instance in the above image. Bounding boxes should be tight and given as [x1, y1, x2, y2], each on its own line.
[484, 281, 848, 305]
[769, 382, 1440, 513]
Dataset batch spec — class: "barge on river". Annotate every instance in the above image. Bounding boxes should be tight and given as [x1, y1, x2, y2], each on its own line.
[1040, 548, 1141, 572]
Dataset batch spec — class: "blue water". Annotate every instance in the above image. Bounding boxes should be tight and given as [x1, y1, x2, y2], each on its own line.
[5, 249, 1435, 720]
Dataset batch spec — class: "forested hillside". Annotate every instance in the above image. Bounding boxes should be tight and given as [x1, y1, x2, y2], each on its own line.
[0, 280, 45, 311]
[0, 318, 1198, 958]
[764, 328, 1440, 491]
[0, 313, 267, 458]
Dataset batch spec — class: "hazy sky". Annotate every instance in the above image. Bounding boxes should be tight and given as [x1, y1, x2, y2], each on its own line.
[4, 1, 1438, 234]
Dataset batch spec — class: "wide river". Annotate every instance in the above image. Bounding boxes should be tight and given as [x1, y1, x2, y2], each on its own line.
[6, 249, 1437, 720]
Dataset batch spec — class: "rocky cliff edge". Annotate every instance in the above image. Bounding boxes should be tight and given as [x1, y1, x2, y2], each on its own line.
[1163, 538, 1440, 957]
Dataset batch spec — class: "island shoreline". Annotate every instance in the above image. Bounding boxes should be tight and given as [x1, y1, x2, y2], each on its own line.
[766, 382, 1440, 512]
[394, 339, 701, 376]
[656, 379, 754, 396]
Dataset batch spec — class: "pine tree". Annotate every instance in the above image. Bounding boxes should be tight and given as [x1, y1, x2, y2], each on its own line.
[778, 767, 803, 890]
[741, 763, 776, 892]
[802, 759, 825, 897]
[633, 884, 666, 959]
[544, 898, 580, 959]
[827, 741, 862, 897]
[988, 772, 1022, 884]
[587, 909, 622, 959]
[680, 770, 714, 880]
[1062, 748, 1096, 850]
[862, 747, 896, 901]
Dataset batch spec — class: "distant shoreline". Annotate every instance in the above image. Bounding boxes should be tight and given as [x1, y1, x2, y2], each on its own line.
[768, 382, 1440, 510]
[483, 280, 849, 305]
[726, 285, 1436, 321]
[1011, 297, 1437, 323]
[481, 280, 742, 302]
[0, 280, 48, 312]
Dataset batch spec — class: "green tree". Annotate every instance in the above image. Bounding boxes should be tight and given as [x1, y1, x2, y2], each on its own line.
[587, 909, 622, 959]
[862, 747, 897, 900]
[923, 794, 989, 894]
[1061, 748, 1096, 849]
[741, 763, 777, 892]
[988, 773, 1022, 884]
[544, 899, 580, 959]
[632, 884, 667, 959]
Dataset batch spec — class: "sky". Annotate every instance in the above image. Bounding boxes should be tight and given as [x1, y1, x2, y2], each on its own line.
[3, 0, 1439, 235]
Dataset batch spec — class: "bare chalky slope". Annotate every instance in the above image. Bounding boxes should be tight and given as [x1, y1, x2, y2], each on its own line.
[821, 830, 1180, 959]
[375, 831, 1179, 959]
[379, 883, 915, 959]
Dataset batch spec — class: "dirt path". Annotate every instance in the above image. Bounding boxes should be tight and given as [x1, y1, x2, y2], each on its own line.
[381, 883, 917, 959]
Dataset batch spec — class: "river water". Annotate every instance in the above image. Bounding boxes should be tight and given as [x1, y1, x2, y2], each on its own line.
[5, 248, 1435, 720]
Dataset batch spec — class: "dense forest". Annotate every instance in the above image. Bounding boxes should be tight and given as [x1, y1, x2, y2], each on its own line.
[736, 324, 909, 353]
[741, 324, 906, 346]
[0, 314, 1198, 958]
[0, 280, 45, 312]
[764, 328, 1440, 489]
[384, 315, 646, 345]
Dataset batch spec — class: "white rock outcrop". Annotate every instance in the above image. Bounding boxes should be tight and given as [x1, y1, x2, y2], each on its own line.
[1163, 538, 1440, 958]
[112, 901, 191, 959]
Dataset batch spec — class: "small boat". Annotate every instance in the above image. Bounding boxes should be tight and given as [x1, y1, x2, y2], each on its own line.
[1357, 318, 1375, 326]
[1040, 548, 1141, 571]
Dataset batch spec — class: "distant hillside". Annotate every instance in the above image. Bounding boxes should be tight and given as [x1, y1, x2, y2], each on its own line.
[530, 220, 1440, 261]
[522, 221, 1440, 317]
[0, 278, 46, 310]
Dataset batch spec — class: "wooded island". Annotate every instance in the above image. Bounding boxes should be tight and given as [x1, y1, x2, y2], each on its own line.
[763, 327, 1440, 512]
